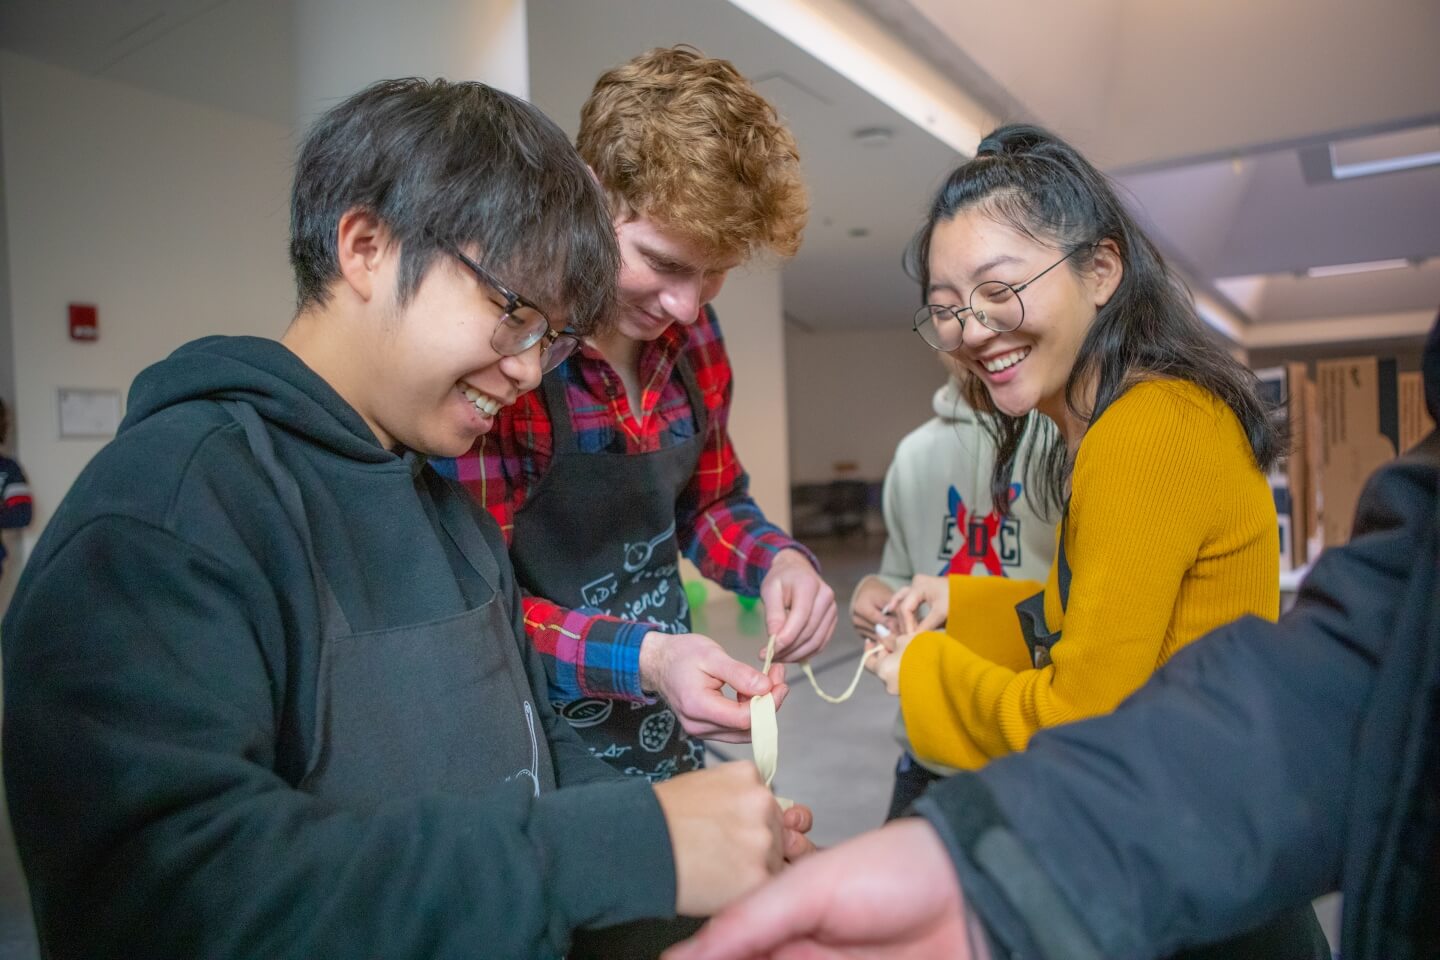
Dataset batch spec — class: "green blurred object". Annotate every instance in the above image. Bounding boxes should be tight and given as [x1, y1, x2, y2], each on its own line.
[736, 594, 759, 612]
[684, 579, 708, 612]
[737, 606, 765, 638]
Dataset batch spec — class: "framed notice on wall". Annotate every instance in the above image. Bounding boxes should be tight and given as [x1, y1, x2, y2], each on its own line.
[58, 388, 123, 439]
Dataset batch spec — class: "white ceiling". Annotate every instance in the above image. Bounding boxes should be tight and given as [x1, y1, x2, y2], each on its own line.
[4, 0, 1438, 340]
[0, 0, 294, 123]
[853, 0, 1440, 335]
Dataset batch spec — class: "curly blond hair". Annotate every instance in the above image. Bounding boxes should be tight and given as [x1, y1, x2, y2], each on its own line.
[577, 46, 807, 262]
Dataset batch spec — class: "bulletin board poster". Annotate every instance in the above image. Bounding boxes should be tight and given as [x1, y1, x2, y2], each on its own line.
[58, 388, 123, 439]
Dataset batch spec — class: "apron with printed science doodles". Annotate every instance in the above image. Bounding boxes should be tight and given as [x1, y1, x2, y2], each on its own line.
[508, 355, 709, 782]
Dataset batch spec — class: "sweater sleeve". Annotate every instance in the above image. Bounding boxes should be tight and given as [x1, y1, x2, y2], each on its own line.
[900, 383, 1228, 765]
[2, 515, 674, 960]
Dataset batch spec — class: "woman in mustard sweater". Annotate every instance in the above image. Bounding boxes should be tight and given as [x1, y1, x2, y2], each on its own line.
[868, 124, 1325, 958]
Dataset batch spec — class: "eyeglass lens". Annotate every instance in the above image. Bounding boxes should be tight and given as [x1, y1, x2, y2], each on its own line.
[538, 334, 579, 373]
[969, 281, 1023, 332]
[914, 280, 1027, 350]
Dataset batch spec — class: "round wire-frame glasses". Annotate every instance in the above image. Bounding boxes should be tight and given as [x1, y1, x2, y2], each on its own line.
[912, 244, 1090, 352]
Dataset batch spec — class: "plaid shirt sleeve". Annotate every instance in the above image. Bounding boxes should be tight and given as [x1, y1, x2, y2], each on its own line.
[434, 392, 653, 703]
[676, 311, 818, 593]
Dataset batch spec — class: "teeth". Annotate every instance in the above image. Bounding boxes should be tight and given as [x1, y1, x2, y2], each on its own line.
[460, 384, 502, 416]
[983, 348, 1030, 373]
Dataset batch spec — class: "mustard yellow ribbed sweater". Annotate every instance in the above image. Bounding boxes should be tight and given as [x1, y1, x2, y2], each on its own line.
[900, 379, 1279, 770]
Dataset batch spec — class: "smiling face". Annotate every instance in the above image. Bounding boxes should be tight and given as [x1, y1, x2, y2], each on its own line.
[926, 209, 1120, 426]
[365, 248, 550, 457]
[611, 215, 741, 342]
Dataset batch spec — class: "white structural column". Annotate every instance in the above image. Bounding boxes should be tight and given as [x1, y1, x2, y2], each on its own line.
[294, 0, 529, 131]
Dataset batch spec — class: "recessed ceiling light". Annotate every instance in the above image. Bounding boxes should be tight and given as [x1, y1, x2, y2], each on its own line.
[1299, 125, 1440, 184]
[852, 126, 894, 147]
[1305, 259, 1411, 279]
[1330, 125, 1440, 179]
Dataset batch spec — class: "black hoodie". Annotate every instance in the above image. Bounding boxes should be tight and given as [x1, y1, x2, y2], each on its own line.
[3, 336, 675, 959]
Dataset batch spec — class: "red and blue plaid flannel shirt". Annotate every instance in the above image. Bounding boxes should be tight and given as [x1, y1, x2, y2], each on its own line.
[433, 308, 813, 702]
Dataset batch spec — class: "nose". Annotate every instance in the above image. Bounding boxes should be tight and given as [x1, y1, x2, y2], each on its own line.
[960, 311, 999, 353]
[499, 342, 543, 394]
[658, 277, 706, 326]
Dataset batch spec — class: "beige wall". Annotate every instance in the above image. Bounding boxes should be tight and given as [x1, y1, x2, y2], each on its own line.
[0, 52, 295, 597]
[711, 266, 791, 531]
[785, 326, 944, 484]
[679, 263, 791, 597]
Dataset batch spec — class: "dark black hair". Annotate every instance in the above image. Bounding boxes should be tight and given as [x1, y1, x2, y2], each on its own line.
[290, 78, 619, 335]
[905, 123, 1285, 516]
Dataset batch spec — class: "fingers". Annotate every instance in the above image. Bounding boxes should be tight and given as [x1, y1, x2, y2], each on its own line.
[672, 652, 760, 742]
[769, 679, 791, 712]
[917, 606, 946, 633]
[878, 651, 902, 696]
[706, 647, 772, 698]
[759, 572, 789, 640]
[886, 586, 924, 628]
[766, 663, 790, 711]
[663, 858, 829, 960]
[863, 640, 885, 676]
[659, 762, 788, 919]
[783, 828, 818, 862]
[770, 574, 816, 654]
[781, 803, 814, 835]
[783, 590, 836, 662]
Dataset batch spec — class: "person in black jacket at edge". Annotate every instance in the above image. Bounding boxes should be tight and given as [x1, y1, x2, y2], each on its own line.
[671, 310, 1440, 960]
[2, 78, 814, 960]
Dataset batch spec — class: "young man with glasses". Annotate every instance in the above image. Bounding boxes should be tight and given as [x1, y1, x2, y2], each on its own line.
[436, 46, 836, 780]
[2, 78, 811, 960]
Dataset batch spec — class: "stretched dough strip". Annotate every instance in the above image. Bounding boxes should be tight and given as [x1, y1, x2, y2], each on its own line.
[748, 636, 881, 806]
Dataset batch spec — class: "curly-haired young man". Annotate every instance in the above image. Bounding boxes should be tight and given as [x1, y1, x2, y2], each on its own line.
[437, 46, 836, 781]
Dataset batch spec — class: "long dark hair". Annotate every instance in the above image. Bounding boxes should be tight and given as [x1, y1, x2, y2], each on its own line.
[905, 124, 1284, 516]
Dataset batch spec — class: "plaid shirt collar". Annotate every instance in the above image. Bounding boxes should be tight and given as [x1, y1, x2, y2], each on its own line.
[573, 314, 694, 416]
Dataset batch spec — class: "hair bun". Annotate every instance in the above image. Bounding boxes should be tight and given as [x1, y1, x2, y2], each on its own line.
[975, 136, 1003, 157]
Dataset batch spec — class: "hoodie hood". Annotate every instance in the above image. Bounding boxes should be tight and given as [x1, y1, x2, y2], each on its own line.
[933, 376, 976, 423]
[122, 336, 392, 464]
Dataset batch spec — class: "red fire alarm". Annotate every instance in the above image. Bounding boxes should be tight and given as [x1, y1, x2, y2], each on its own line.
[69, 303, 98, 342]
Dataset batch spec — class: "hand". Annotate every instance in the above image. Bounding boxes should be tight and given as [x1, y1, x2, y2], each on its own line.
[781, 802, 817, 862]
[864, 631, 914, 696]
[640, 632, 789, 743]
[759, 549, 837, 662]
[653, 762, 785, 917]
[849, 575, 898, 644]
[887, 573, 949, 634]
[663, 818, 989, 960]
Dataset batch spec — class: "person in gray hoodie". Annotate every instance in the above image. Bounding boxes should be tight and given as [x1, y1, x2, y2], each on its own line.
[850, 353, 1057, 819]
[2, 78, 809, 960]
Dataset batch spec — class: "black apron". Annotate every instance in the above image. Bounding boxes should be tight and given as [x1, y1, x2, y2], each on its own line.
[509, 357, 708, 782]
[1014, 504, 1328, 960]
[225, 401, 555, 806]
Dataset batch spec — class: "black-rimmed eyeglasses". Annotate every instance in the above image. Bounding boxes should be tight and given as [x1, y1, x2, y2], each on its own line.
[447, 246, 580, 374]
[913, 244, 1091, 351]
